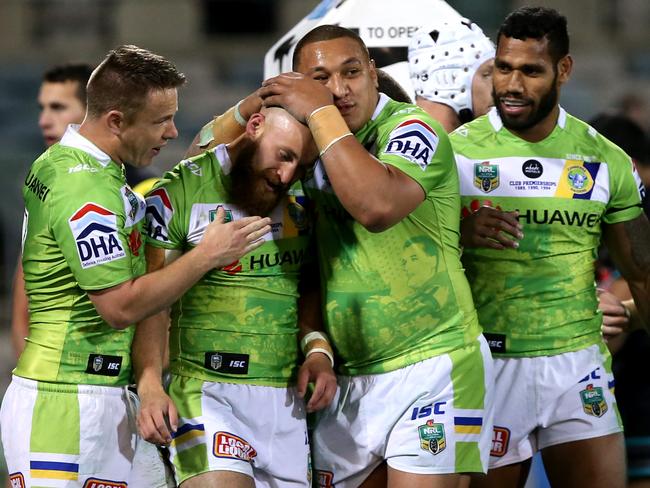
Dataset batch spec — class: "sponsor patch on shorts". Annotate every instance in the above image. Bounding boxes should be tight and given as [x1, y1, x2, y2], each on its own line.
[9, 472, 25, 488]
[315, 470, 334, 488]
[85, 354, 123, 376]
[213, 432, 257, 461]
[204, 352, 249, 375]
[83, 478, 128, 488]
[491, 426, 510, 457]
[580, 384, 608, 418]
[383, 119, 438, 170]
[418, 419, 446, 455]
[69, 203, 125, 269]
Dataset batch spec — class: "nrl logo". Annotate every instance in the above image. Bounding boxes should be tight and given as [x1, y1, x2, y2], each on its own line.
[209, 353, 222, 371]
[474, 161, 499, 193]
[580, 384, 608, 418]
[209, 205, 233, 223]
[93, 356, 104, 372]
[418, 419, 446, 455]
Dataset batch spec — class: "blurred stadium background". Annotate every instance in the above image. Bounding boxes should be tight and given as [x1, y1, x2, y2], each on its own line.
[0, 0, 648, 485]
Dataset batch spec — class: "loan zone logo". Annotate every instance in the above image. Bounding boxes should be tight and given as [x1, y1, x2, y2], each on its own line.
[9, 473, 25, 488]
[83, 478, 127, 488]
[69, 203, 125, 269]
[384, 119, 438, 170]
[145, 188, 174, 243]
[213, 432, 257, 462]
[315, 470, 334, 488]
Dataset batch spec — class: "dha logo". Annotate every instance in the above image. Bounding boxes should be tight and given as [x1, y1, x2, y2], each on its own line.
[69, 203, 125, 269]
[145, 188, 174, 243]
[384, 120, 438, 170]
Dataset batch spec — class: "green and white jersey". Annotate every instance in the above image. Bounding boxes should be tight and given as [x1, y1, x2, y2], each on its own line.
[16, 125, 146, 386]
[145, 144, 311, 387]
[451, 107, 644, 357]
[304, 93, 482, 376]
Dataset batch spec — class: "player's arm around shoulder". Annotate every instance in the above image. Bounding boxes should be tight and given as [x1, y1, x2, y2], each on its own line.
[87, 203, 271, 329]
[321, 107, 445, 232]
[184, 88, 263, 158]
[259, 73, 424, 232]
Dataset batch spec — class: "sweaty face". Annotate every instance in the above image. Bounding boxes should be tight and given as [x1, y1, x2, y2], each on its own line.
[117, 88, 179, 167]
[296, 37, 379, 132]
[38, 81, 86, 147]
[492, 36, 563, 138]
[230, 112, 314, 217]
[471, 59, 494, 117]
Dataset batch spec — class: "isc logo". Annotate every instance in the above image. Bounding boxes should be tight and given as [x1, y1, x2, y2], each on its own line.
[411, 402, 446, 420]
[230, 360, 245, 368]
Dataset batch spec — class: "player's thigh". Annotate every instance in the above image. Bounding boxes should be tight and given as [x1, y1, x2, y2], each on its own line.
[469, 459, 531, 488]
[388, 467, 470, 488]
[358, 462, 387, 488]
[181, 469, 254, 488]
[541, 433, 625, 488]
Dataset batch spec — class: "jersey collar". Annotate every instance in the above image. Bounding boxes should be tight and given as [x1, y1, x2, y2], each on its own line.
[59, 124, 112, 167]
[214, 143, 232, 175]
[487, 105, 567, 133]
[371, 93, 391, 121]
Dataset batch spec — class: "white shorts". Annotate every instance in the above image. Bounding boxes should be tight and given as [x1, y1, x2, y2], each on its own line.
[312, 337, 494, 487]
[488, 343, 622, 468]
[168, 376, 310, 487]
[0, 375, 169, 488]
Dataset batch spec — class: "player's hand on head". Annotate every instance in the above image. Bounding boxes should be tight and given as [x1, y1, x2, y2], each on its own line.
[460, 206, 523, 250]
[259, 72, 334, 124]
[199, 207, 271, 269]
[296, 352, 337, 413]
[239, 88, 264, 121]
[136, 386, 178, 445]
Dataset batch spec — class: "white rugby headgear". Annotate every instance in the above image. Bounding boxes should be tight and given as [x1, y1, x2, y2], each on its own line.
[408, 18, 495, 121]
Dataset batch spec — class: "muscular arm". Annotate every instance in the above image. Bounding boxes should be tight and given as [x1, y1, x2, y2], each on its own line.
[89, 211, 271, 329]
[132, 245, 177, 443]
[318, 136, 425, 231]
[183, 90, 263, 158]
[296, 260, 337, 412]
[10, 259, 29, 359]
[259, 73, 424, 232]
[602, 214, 650, 328]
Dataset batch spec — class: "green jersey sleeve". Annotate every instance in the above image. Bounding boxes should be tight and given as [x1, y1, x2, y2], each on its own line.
[144, 167, 188, 250]
[600, 142, 644, 224]
[47, 170, 143, 291]
[374, 112, 455, 194]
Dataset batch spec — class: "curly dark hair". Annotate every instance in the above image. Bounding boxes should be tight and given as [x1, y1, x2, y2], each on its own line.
[497, 6, 569, 64]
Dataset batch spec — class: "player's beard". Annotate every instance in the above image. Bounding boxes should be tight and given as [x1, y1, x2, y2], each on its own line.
[493, 74, 558, 132]
[229, 139, 286, 217]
